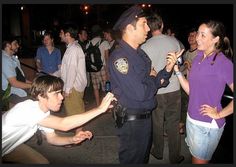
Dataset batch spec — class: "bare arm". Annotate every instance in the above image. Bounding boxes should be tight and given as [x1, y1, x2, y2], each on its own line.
[45, 130, 92, 146]
[165, 49, 190, 94]
[38, 92, 116, 131]
[39, 108, 104, 131]
[8, 77, 31, 89]
[174, 65, 190, 95]
[36, 59, 41, 72]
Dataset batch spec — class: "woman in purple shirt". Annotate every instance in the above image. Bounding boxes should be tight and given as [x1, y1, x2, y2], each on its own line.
[171, 20, 233, 164]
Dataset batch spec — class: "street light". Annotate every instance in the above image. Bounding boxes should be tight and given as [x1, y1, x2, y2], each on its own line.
[80, 4, 90, 15]
[141, 4, 152, 8]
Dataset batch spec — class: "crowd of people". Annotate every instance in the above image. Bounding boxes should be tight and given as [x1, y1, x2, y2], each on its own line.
[1, 5, 233, 165]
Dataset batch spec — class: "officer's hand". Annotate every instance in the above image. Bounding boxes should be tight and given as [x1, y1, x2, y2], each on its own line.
[150, 67, 157, 77]
[166, 49, 185, 72]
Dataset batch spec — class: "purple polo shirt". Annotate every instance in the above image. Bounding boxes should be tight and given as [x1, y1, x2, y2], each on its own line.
[188, 51, 233, 128]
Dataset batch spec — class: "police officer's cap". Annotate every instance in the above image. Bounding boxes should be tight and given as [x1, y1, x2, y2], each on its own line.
[113, 5, 146, 31]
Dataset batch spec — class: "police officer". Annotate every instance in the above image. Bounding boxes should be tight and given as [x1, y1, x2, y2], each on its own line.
[108, 5, 184, 164]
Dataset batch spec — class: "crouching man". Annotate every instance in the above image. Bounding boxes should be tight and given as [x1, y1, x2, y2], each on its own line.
[2, 75, 116, 164]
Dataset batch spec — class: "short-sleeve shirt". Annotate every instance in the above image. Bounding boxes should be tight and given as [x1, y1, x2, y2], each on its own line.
[188, 51, 233, 128]
[141, 34, 181, 94]
[2, 51, 27, 97]
[2, 99, 54, 156]
[36, 46, 61, 74]
[181, 48, 198, 75]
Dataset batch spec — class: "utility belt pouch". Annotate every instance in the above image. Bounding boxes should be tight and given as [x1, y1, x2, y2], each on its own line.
[112, 102, 127, 128]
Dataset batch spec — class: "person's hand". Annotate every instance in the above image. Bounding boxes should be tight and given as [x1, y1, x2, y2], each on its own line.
[166, 49, 185, 72]
[150, 67, 157, 77]
[184, 60, 191, 71]
[98, 92, 117, 113]
[71, 130, 93, 144]
[200, 104, 221, 119]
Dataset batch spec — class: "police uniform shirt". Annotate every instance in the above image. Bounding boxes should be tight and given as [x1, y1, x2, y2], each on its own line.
[108, 40, 171, 112]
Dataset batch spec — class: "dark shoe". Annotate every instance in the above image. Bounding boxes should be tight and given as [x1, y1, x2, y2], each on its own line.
[150, 150, 163, 160]
[177, 155, 185, 163]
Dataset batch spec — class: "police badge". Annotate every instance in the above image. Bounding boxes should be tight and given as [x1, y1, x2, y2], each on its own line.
[114, 58, 128, 74]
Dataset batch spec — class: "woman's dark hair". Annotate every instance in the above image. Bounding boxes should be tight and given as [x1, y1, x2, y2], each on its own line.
[204, 20, 233, 59]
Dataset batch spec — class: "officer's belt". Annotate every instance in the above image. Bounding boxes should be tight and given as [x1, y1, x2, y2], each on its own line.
[125, 109, 151, 121]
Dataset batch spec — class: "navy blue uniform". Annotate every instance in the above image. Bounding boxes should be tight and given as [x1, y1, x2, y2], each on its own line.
[108, 40, 172, 163]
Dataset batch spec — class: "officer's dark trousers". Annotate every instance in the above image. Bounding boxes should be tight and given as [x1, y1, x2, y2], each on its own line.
[152, 90, 182, 163]
[117, 116, 152, 164]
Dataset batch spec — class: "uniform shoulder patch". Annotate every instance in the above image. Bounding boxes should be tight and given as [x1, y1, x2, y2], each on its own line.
[114, 58, 128, 74]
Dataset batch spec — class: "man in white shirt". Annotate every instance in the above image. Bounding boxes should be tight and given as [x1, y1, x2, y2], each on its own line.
[54, 24, 87, 119]
[2, 75, 115, 164]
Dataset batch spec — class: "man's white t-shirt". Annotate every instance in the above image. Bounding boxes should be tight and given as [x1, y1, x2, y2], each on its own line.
[2, 99, 54, 156]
